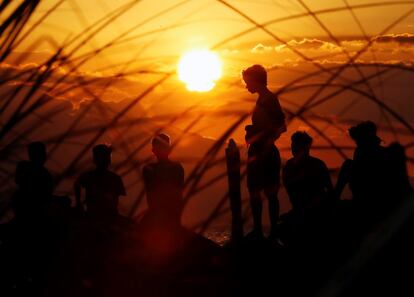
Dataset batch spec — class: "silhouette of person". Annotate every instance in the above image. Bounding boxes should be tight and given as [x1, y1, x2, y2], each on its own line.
[74, 144, 126, 221]
[282, 132, 333, 216]
[335, 121, 412, 223]
[242, 64, 287, 240]
[142, 133, 184, 228]
[13, 141, 53, 223]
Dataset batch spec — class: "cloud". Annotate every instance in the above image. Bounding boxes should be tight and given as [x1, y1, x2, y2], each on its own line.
[372, 33, 414, 45]
[274, 38, 341, 52]
[247, 34, 414, 67]
[0, 60, 149, 110]
[251, 43, 274, 53]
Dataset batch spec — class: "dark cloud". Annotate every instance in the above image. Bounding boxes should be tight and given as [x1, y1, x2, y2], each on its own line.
[0, 60, 149, 108]
[372, 33, 414, 45]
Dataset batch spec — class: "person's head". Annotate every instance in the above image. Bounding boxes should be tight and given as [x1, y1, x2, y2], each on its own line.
[291, 131, 313, 157]
[28, 142, 47, 165]
[93, 144, 112, 169]
[348, 121, 381, 148]
[152, 133, 171, 160]
[242, 64, 267, 93]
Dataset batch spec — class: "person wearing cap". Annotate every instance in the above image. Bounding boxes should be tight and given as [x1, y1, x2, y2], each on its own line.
[336, 121, 411, 225]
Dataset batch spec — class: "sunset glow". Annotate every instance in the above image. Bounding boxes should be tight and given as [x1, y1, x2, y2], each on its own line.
[178, 50, 222, 92]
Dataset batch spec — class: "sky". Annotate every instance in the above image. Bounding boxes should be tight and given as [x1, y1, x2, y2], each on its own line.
[3, 0, 414, 155]
[1, 0, 414, 223]
[10, 0, 414, 70]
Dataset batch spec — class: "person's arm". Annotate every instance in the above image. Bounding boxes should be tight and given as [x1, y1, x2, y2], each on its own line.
[282, 163, 293, 197]
[15, 162, 24, 186]
[46, 170, 54, 198]
[74, 176, 83, 212]
[178, 164, 185, 194]
[322, 162, 334, 199]
[142, 165, 150, 192]
[334, 159, 353, 200]
[117, 175, 127, 197]
[267, 96, 287, 140]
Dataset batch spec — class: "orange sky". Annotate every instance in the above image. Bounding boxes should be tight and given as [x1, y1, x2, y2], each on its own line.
[4, 1, 414, 149]
[1, 1, 414, 223]
[7, 0, 414, 72]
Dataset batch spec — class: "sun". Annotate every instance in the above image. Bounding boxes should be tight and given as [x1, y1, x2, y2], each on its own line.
[178, 49, 222, 92]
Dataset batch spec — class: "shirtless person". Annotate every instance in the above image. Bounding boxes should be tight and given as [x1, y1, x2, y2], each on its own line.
[142, 133, 184, 228]
[242, 64, 287, 240]
[74, 144, 126, 222]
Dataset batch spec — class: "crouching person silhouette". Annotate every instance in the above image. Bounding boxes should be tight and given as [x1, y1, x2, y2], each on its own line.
[335, 121, 412, 227]
[74, 144, 126, 224]
[242, 65, 287, 241]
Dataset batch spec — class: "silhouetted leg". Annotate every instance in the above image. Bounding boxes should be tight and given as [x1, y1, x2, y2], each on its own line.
[265, 185, 280, 238]
[249, 190, 263, 235]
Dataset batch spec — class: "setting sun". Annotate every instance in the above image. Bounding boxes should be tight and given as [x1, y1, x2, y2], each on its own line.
[178, 49, 222, 92]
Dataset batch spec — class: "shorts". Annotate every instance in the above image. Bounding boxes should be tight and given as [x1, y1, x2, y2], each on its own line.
[247, 142, 281, 192]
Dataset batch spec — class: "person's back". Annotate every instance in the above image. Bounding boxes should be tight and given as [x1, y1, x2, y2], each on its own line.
[143, 160, 184, 223]
[75, 144, 126, 220]
[349, 144, 387, 206]
[284, 156, 332, 211]
[76, 169, 125, 218]
[142, 134, 184, 227]
[350, 142, 411, 212]
[283, 132, 333, 213]
[251, 90, 286, 143]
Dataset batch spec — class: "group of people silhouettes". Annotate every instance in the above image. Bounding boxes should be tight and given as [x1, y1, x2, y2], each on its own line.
[9, 64, 412, 247]
[4, 63, 412, 296]
[241, 64, 411, 243]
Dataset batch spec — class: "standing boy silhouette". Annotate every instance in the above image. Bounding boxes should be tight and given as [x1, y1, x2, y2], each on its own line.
[242, 65, 286, 240]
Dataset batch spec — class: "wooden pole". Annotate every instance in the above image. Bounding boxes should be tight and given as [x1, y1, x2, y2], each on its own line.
[225, 138, 243, 243]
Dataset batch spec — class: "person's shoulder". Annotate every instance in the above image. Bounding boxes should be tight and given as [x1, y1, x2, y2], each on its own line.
[170, 160, 183, 169]
[265, 90, 280, 101]
[76, 170, 94, 186]
[142, 162, 158, 178]
[16, 160, 30, 170]
[261, 91, 277, 102]
[165, 160, 184, 175]
[107, 170, 122, 180]
[309, 156, 328, 168]
[81, 169, 95, 176]
[78, 170, 95, 180]
[42, 166, 53, 177]
[143, 161, 157, 171]
[284, 158, 295, 168]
